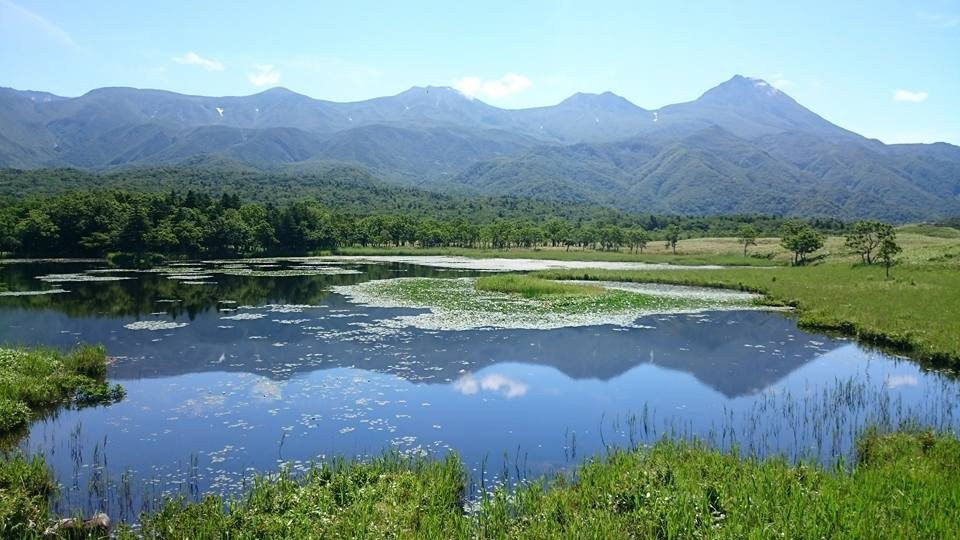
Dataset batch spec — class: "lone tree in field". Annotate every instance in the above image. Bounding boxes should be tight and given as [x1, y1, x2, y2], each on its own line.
[877, 234, 902, 278]
[737, 224, 758, 256]
[664, 225, 681, 254]
[845, 220, 894, 264]
[780, 221, 824, 265]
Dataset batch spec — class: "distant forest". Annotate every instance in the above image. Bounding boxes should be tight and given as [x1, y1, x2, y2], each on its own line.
[0, 168, 849, 258]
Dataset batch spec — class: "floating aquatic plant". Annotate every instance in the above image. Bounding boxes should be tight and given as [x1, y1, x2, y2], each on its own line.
[38, 273, 133, 283]
[124, 320, 190, 331]
[216, 267, 360, 277]
[220, 313, 267, 321]
[0, 288, 69, 297]
[333, 277, 764, 331]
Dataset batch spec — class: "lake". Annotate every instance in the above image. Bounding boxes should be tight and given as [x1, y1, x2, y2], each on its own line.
[1, 257, 958, 521]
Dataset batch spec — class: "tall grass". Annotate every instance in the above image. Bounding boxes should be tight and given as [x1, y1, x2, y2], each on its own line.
[475, 275, 605, 298]
[0, 344, 124, 435]
[0, 344, 124, 535]
[0, 454, 55, 538]
[127, 453, 469, 539]
[108, 430, 960, 539]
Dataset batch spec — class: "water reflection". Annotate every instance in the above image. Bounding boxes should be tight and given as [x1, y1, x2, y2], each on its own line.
[0, 305, 839, 398]
[1, 260, 958, 520]
[454, 373, 530, 398]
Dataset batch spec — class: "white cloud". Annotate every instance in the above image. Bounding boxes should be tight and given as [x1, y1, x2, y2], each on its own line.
[453, 73, 532, 100]
[173, 51, 224, 71]
[893, 89, 929, 103]
[247, 64, 281, 87]
[0, 0, 78, 49]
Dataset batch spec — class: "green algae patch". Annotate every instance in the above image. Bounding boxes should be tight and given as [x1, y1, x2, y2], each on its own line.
[333, 277, 761, 330]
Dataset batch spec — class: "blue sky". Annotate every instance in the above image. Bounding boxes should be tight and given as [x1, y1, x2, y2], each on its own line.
[2, 0, 958, 144]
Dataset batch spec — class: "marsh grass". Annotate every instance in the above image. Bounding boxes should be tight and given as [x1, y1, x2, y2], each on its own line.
[0, 454, 55, 538]
[108, 430, 960, 539]
[125, 453, 469, 539]
[534, 263, 960, 367]
[0, 345, 124, 535]
[0, 345, 124, 435]
[475, 275, 604, 298]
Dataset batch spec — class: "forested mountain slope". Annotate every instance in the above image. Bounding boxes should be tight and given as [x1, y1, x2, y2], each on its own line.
[2, 76, 958, 221]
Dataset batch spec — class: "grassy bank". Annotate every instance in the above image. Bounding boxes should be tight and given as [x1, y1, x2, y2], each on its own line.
[534, 263, 960, 366]
[113, 429, 960, 538]
[0, 344, 124, 536]
[0, 345, 125, 435]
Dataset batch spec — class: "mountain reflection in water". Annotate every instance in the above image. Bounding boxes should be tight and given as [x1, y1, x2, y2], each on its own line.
[2, 259, 957, 520]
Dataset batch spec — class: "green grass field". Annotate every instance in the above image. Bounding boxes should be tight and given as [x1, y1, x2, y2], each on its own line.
[334, 226, 960, 268]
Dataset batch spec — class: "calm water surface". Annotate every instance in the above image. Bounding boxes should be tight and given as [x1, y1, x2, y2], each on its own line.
[1, 259, 957, 520]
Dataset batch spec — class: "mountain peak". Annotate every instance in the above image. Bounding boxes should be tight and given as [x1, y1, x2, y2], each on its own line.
[255, 87, 307, 98]
[398, 85, 464, 97]
[559, 91, 642, 111]
[697, 75, 784, 105]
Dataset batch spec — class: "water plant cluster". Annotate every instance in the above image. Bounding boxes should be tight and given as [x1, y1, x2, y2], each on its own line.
[333, 276, 760, 330]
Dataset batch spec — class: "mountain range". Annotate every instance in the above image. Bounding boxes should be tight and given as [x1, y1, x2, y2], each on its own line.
[2, 75, 958, 221]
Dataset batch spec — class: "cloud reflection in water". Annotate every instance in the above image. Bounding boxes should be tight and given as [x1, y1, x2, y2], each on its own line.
[454, 372, 529, 398]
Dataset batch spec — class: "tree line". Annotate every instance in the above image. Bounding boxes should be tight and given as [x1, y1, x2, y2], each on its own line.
[0, 190, 869, 260]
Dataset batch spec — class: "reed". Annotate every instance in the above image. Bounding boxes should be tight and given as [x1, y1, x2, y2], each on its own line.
[109, 430, 960, 539]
